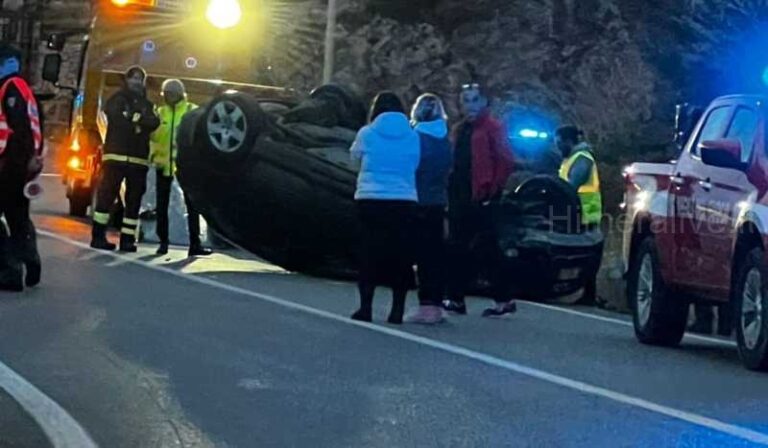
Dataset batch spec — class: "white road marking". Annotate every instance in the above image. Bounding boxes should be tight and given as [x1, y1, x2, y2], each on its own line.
[0, 361, 98, 448]
[38, 230, 768, 446]
[524, 301, 738, 348]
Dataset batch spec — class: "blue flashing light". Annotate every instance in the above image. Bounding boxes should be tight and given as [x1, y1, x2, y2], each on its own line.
[519, 128, 540, 139]
[762, 66, 768, 87]
[518, 128, 550, 139]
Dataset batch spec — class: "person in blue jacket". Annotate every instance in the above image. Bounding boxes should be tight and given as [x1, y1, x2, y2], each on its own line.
[406, 93, 453, 324]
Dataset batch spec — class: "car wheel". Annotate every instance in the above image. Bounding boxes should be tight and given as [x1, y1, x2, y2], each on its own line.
[628, 236, 687, 346]
[202, 92, 266, 165]
[733, 247, 768, 371]
[513, 175, 582, 233]
[68, 193, 89, 217]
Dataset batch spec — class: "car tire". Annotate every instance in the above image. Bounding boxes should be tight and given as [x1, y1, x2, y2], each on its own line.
[513, 175, 582, 233]
[201, 92, 266, 166]
[733, 247, 768, 371]
[68, 193, 89, 217]
[628, 236, 688, 346]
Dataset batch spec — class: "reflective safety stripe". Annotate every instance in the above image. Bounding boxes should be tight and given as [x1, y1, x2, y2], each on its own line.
[122, 218, 139, 227]
[102, 154, 149, 166]
[0, 78, 42, 157]
[121, 227, 136, 236]
[93, 212, 110, 225]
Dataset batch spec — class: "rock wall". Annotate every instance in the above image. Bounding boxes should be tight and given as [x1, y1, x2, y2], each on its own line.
[269, 0, 768, 163]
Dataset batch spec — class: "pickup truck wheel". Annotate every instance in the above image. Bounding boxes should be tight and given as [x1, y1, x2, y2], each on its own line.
[628, 237, 688, 346]
[734, 248, 768, 371]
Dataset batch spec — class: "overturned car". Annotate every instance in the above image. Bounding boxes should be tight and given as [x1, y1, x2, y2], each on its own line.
[176, 86, 603, 300]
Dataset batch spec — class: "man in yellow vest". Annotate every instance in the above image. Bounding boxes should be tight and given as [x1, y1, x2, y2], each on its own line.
[150, 79, 212, 257]
[556, 125, 603, 305]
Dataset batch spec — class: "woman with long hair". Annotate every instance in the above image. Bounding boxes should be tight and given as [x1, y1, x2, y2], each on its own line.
[350, 91, 421, 324]
[406, 93, 453, 324]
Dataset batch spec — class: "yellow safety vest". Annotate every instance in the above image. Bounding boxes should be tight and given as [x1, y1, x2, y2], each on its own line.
[150, 100, 197, 177]
[559, 145, 602, 225]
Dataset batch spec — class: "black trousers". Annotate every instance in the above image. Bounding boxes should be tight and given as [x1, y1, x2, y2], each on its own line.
[0, 184, 38, 275]
[415, 206, 446, 306]
[446, 204, 509, 304]
[156, 170, 201, 246]
[357, 200, 415, 291]
[94, 162, 147, 237]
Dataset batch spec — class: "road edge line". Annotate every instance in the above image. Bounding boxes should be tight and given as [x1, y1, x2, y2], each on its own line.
[39, 230, 768, 446]
[523, 301, 738, 348]
[0, 360, 98, 448]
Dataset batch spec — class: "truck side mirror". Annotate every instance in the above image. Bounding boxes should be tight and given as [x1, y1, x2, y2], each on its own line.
[46, 34, 66, 52]
[42, 54, 62, 84]
[700, 139, 746, 171]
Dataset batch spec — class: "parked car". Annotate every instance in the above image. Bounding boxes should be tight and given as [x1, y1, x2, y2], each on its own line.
[623, 95, 768, 371]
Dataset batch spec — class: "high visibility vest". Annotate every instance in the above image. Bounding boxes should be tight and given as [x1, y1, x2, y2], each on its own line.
[559, 144, 603, 225]
[150, 100, 197, 177]
[0, 77, 42, 157]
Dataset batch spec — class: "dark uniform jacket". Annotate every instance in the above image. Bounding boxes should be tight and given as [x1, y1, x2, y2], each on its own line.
[103, 87, 160, 162]
[0, 74, 36, 194]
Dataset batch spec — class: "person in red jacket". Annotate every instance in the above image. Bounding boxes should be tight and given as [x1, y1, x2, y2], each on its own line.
[442, 83, 517, 317]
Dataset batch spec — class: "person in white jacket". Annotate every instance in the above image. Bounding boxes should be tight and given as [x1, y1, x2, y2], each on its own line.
[350, 91, 420, 324]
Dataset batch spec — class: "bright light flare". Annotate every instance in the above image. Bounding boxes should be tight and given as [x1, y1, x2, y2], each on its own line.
[111, 0, 130, 6]
[206, 0, 242, 29]
[67, 157, 82, 170]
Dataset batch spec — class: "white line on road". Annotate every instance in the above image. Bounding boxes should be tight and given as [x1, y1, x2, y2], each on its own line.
[0, 361, 98, 448]
[523, 301, 738, 348]
[39, 230, 768, 446]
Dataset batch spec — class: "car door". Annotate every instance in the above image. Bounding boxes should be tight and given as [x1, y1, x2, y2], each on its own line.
[695, 105, 761, 298]
[670, 105, 733, 290]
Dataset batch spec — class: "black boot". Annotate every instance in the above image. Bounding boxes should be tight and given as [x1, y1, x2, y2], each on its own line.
[24, 253, 41, 288]
[119, 234, 138, 253]
[352, 283, 374, 322]
[388, 288, 407, 325]
[188, 243, 213, 257]
[0, 264, 23, 292]
[90, 223, 116, 251]
[156, 242, 169, 255]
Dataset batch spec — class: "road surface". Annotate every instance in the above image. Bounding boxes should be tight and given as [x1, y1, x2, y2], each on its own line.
[0, 176, 767, 448]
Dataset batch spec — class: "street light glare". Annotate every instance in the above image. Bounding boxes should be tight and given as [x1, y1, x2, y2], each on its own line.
[206, 0, 242, 29]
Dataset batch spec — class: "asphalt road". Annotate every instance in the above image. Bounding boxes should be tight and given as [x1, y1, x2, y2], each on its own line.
[0, 176, 767, 448]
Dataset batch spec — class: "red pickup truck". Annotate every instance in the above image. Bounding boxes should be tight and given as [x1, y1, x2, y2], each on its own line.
[623, 95, 768, 371]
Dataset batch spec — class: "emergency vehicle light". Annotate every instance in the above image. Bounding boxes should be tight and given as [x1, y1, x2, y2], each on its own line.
[67, 156, 82, 170]
[518, 128, 549, 139]
[111, 0, 156, 6]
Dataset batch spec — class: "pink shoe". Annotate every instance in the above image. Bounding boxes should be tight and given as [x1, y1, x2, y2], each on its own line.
[406, 305, 444, 324]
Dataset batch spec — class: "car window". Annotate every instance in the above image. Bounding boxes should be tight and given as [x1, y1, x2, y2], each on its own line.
[725, 107, 759, 163]
[691, 106, 732, 155]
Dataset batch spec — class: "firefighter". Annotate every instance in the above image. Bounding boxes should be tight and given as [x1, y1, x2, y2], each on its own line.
[90, 66, 160, 252]
[150, 79, 212, 257]
[0, 43, 43, 291]
[556, 125, 603, 304]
